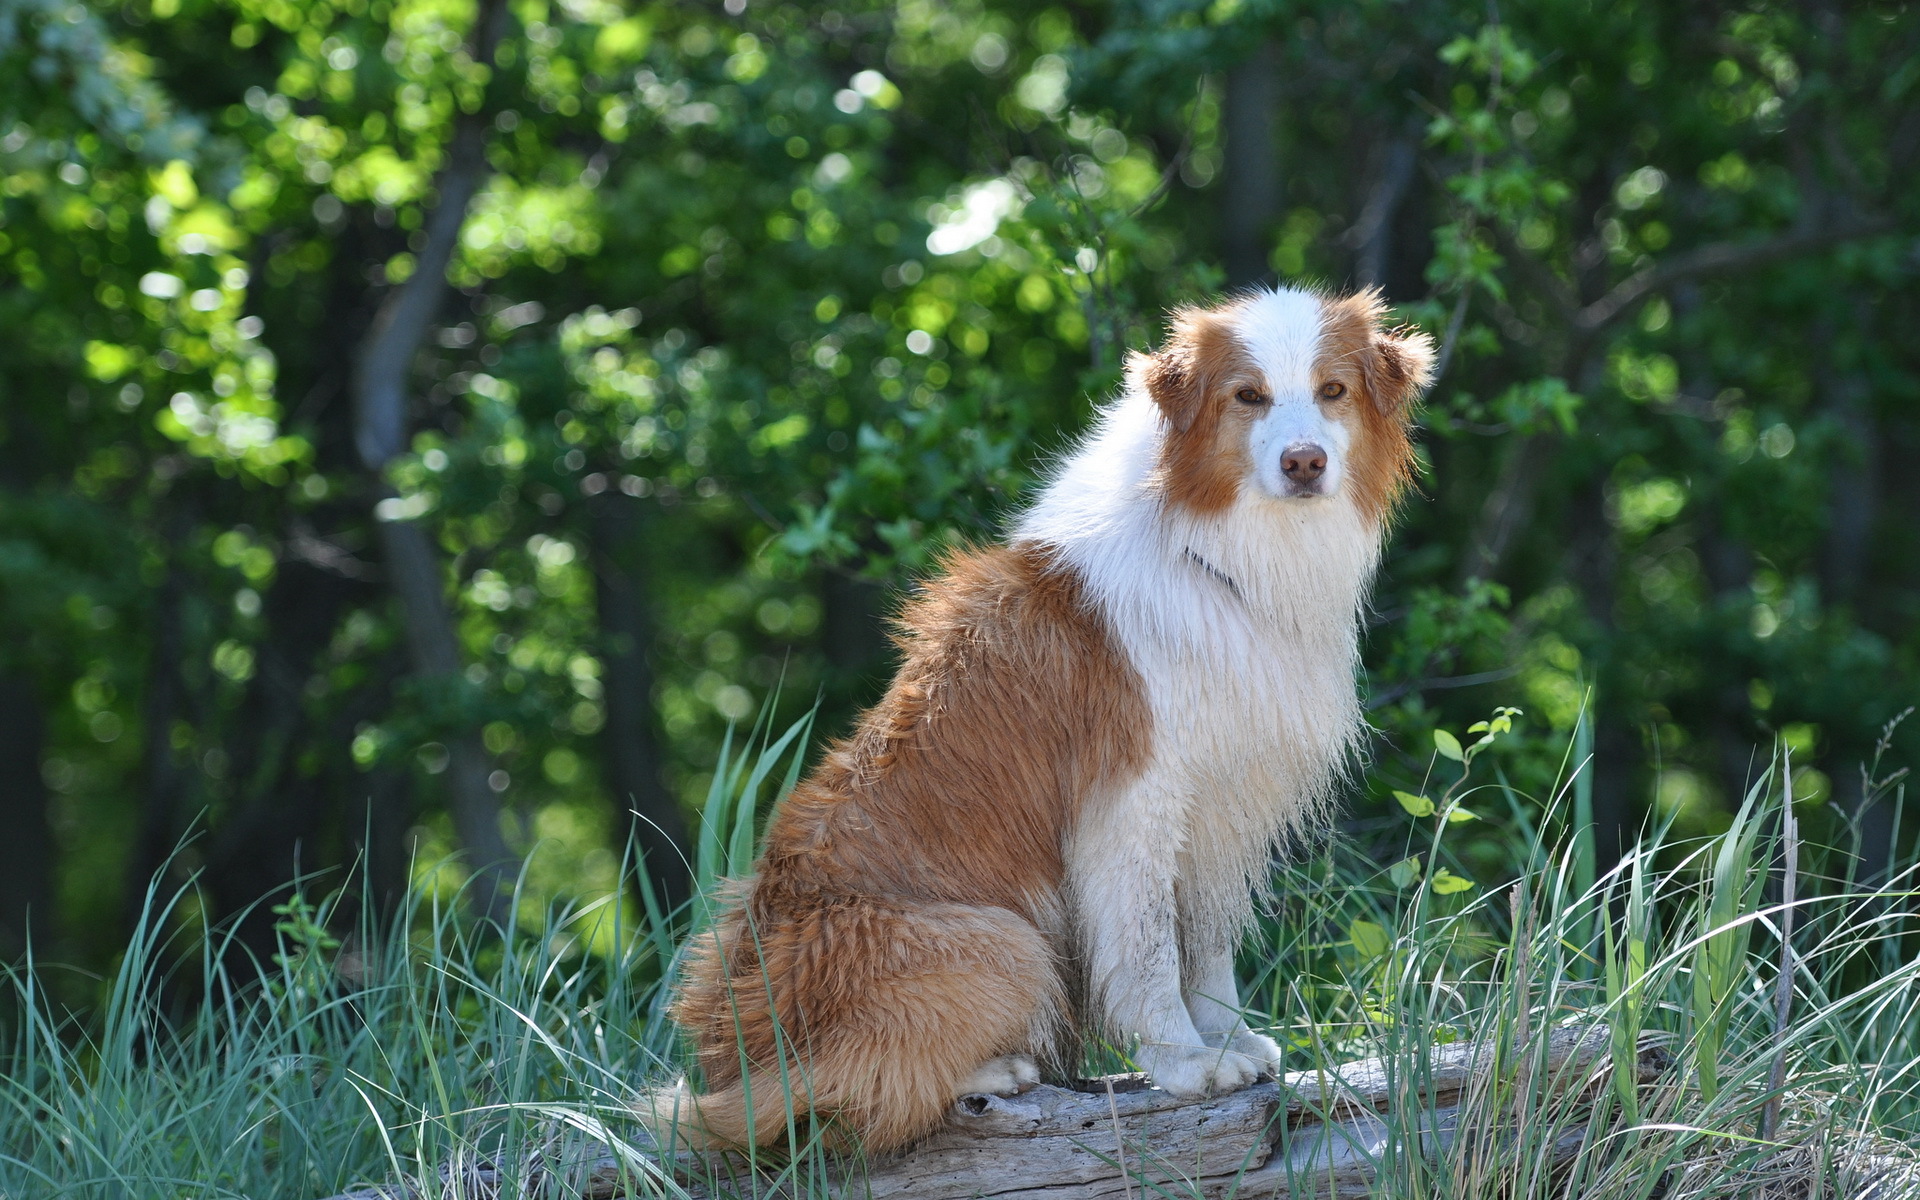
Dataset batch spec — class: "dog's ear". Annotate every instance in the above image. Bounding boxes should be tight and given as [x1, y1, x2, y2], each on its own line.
[1137, 309, 1235, 433]
[1135, 342, 1203, 433]
[1363, 324, 1436, 416]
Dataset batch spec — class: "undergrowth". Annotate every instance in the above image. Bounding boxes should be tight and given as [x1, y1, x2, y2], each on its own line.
[2, 710, 1916, 1199]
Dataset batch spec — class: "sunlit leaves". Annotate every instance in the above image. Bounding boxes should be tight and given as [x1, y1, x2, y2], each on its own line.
[0, 0, 204, 159]
[330, 145, 429, 207]
[1348, 919, 1390, 960]
[1428, 868, 1475, 895]
[1394, 790, 1436, 818]
[457, 176, 601, 280]
[591, 16, 651, 73]
[154, 390, 308, 480]
[1438, 26, 1539, 94]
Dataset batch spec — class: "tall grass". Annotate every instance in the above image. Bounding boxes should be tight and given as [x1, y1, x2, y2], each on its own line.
[1, 710, 1915, 1199]
[0, 710, 810, 1199]
[1242, 712, 1920, 1197]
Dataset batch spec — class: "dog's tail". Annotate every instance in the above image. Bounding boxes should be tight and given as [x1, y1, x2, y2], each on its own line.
[639, 1073, 812, 1152]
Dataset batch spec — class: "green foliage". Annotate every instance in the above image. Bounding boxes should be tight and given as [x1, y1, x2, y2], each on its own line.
[0, 721, 1915, 1195]
[0, 708, 809, 1196]
[1689, 779, 1769, 1106]
[2, 8, 1916, 1191]
[0, 0, 1916, 1005]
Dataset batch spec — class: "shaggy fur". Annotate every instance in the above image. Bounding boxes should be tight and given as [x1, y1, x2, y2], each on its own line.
[658, 285, 1434, 1155]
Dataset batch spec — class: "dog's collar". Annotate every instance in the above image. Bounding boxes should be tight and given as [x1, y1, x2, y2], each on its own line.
[1183, 547, 1243, 602]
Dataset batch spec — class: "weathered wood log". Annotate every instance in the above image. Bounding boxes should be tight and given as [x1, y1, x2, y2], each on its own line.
[318, 1023, 1912, 1200]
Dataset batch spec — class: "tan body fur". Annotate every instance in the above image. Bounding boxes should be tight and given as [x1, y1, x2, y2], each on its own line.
[670, 548, 1146, 1150]
[665, 287, 1433, 1154]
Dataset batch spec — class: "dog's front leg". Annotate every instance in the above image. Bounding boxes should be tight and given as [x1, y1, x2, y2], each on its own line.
[1069, 783, 1262, 1098]
[1185, 943, 1285, 1079]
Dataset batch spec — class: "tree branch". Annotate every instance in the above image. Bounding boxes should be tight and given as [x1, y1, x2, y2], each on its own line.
[351, 121, 492, 471]
[1572, 218, 1897, 337]
[353, 0, 509, 470]
[1488, 225, 1580, 322]
[1365, 665, 1522, 711]
[1461, 215, 1901, 585]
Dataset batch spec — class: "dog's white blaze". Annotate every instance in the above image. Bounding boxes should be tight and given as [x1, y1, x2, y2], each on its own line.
[1017, 286, 1380, 1077]
[1233, 288, 1355, 499]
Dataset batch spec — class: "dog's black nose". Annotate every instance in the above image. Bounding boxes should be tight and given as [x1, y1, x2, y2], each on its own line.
[1281, 443, 1327, 484]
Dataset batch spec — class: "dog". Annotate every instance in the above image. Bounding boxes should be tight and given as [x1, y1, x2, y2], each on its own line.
[661, 285, 1434, 1154]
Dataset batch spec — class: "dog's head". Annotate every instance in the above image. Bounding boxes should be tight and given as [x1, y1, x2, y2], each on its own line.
[1130, 287, 1434, 522]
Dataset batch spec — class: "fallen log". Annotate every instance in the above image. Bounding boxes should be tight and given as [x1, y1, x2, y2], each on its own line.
[318, 1023, 1912, 1200]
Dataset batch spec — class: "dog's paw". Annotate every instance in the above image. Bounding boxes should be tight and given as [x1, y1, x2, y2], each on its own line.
[1224, 1030, 1286, 1079]
[1137, 1042, 1261, 1098]
[957, 1054, 1041, 1098]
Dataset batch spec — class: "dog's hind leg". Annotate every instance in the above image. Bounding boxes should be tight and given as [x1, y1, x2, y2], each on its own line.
[673, 899, 1062, 1155]
[795, 901, 1061, 1152]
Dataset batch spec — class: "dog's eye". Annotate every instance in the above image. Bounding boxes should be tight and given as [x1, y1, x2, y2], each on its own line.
[1235, 388, 1265, 405]
[1318, 382, 1347, 400]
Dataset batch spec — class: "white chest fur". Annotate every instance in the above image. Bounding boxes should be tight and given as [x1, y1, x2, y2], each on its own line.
[1016, 388, 1379, 931]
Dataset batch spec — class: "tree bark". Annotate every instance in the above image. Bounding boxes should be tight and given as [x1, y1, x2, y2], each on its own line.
[1565, 470, 1636, 871]
[588, 489, 689, 912]
[1814, 310, 1893, 884]
[124, 510, 193, 936]
[1221, 40, 1282, 288]
[319, 1024, 1690, 1200]
[198, 552, 378, 962]
[1700, 513, 1762, 810]
[350, 0, 514, 922]
[1348, 135, 1417, 292]
[1818, 367, 1877, 610]
[353, 762, 417, 920]
[821, 569, 890, 694]
[0, 672, 52, 957]
[370, 513, 516, 921]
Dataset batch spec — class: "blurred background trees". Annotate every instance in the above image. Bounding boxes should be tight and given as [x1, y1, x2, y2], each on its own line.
[1, 0, 1915, 980]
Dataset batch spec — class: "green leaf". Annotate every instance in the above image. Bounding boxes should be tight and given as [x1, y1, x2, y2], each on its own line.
[1349, 920, 1390, 959]
[1433, 728, 1465, 762]
[593, 16, 653, 68]
[1430, 869, 1476, 895]
[1389, 856, 1423, 889]
[1445, 806, 1478, 824]
[1393, 790, 1435, 818]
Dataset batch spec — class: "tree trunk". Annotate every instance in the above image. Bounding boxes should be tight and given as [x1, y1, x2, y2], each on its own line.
[371, 512, 516, 921]
[1567, 471, 1636, 872]
[820, 569, 892, 733]
[320, 1024, 1693, 1200]
[353, 763, 417, 920]
[0, 672, 52, 957]
[1815, 313, 1893, 883]
[1348, 135, 1418, 292]
[588, 489, 689, 912]
[349, 0, 514, 922]
[1220, 40, 1282, 288]
[1818, 379, 1878, 610]
[125, 512, 193, 935]
[199, 553, 378, 962]
[1698, 510, 1762, 808]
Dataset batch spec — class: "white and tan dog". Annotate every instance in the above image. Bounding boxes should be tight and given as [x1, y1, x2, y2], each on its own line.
[667, 286, 1433, 1152]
